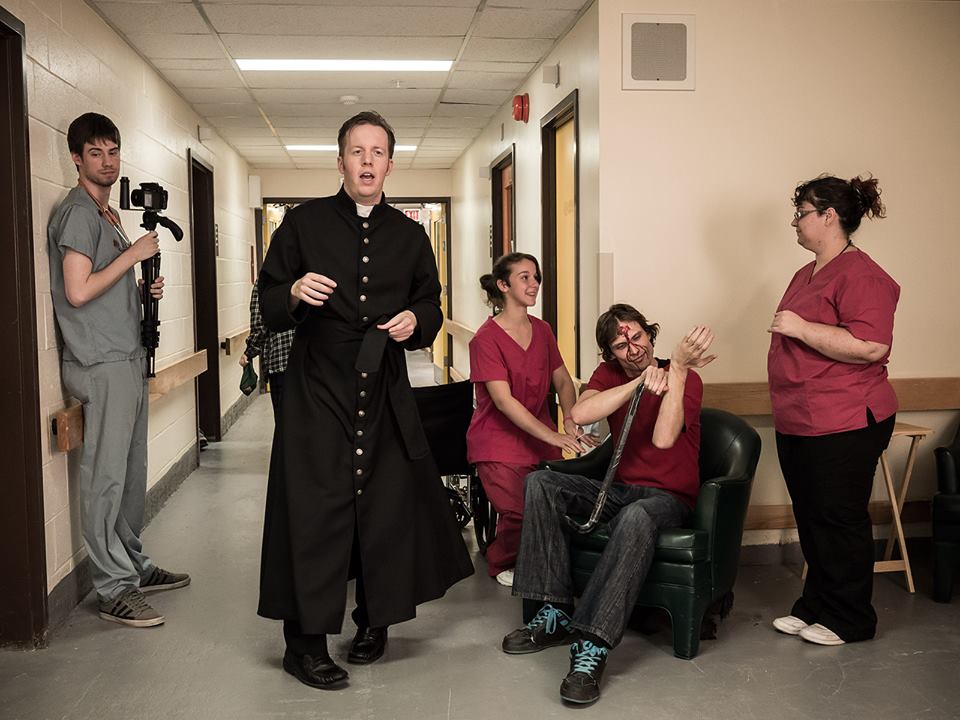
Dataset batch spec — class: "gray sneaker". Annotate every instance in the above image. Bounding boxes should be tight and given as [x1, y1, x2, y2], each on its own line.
[140, 566, 191, 594]
[99, 588, 165, 628]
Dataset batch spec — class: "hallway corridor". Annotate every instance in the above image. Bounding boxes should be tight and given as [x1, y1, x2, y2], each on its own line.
[1, 353, 958, 719]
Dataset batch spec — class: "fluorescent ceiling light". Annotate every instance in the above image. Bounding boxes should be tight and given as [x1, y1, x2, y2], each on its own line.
[287, 145, 418, 152]
[238, 59, 452, 72]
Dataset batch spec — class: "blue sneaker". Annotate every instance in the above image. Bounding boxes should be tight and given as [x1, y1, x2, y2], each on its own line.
[501, 603, 578, 654]
[560, 639, 608, 704]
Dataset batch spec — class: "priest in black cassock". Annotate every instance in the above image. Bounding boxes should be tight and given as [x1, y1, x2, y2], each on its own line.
[256, 111, 474, 690]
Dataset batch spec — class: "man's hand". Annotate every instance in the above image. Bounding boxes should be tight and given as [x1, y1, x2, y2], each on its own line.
[768, 311, 805, 340]
[137, 275, 164, 300]
[640, 365, 669, 395]
[563, 417, 600, 449]
[239, 353, 249, 368]
[671, 325, 717, 372]
[378, 310, 418, 342]
[128, 231, 160, 262]
[291, 272, 337, 307]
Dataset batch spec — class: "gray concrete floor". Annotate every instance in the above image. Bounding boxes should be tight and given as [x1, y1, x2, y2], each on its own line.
[2, 352, 959, 719]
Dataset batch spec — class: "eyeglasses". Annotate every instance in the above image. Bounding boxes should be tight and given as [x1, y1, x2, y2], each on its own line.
[793, 208, 818, 221]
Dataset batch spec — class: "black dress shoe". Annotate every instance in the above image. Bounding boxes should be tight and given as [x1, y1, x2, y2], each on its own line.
[283, 649, 349, 689]
[347, 626, 387, 664]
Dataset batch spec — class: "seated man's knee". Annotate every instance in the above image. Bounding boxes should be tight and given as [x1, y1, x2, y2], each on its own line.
[615, 502, 654, 533]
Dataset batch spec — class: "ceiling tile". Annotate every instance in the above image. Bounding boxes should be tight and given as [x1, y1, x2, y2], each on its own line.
[160, 69, 245, 88]
[194, 102, 263, 117]
[241, 70, 448, 91]
[428, 116, 490, 128]
[456, 61, 536, 74]
[205, 5, 474, 36]
[261, 102, 436, 117]
[204, 0, 478, 5]
[486, 0, 588, 9]
[442, 88, 511, 106]
[222, 35, 463, 60]
[94, 2, 208, 34]
[460, 37, 554, 63]
[180, 87, 252, 104]
[208, 116, 272, 128]
[251, 88, 441, 105]
[474, 8, 577, 39]
[434, 102, 499, 118]
[152, 58, 234, 71]
[126, 33, 226, 59]
[447, 70, 528, 91]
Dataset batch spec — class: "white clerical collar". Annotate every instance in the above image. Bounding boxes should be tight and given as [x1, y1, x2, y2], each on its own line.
[356, 203, 374, 218]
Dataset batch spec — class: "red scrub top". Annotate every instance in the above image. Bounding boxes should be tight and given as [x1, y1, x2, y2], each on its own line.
[585, 360, 702, 509]
[767, 250, 900, 436]
[466, 316, 565, 465]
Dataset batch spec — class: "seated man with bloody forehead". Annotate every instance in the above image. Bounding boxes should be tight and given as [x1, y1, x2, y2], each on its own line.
[500, 304, 716, 705]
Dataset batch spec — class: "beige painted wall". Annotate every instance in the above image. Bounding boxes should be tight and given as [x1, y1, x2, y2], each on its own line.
[11, 0, 255, 592]
[450, 0, 600, 375]
[448, 0, 959, 544]
[257, 168, 454, 200]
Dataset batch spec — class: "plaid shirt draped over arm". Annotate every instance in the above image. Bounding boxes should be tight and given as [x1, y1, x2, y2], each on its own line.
[245, 283, 294, 376]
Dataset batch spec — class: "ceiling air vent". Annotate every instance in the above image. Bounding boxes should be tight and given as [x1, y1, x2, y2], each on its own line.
[622, 14, 695, 91]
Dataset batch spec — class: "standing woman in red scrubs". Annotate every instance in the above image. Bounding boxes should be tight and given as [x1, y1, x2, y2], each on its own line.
[467, 253, 591, 586]
[768, 175, 899, 646]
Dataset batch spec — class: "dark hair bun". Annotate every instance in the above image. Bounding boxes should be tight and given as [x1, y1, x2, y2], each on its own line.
[849, 176, 886, 219]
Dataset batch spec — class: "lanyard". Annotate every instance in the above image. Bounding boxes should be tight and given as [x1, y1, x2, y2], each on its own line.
[80, 182, 131, 250]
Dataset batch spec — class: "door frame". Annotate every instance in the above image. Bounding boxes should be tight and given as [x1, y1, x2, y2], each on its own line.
[540, 89, 581, 376]
[0, 6, 47, 649]
[490, 144, 516, 264]
[188, 151, 220, 441]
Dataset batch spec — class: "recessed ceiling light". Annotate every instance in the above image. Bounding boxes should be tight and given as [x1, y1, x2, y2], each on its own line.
[238, 59, 452, 72]
[286, 144, 418, 152]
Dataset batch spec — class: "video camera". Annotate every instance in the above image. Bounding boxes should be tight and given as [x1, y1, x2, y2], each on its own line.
[119, 176, 183, 377]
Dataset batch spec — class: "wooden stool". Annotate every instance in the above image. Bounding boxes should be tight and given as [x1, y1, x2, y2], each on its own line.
[800, 421, 932, 593]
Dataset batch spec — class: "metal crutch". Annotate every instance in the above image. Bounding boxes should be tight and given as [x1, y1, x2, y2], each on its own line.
[563, 383, 645, 534]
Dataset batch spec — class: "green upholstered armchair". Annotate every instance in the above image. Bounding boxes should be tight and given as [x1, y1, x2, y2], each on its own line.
[933, 426, 960, 602]
[525, 408, 761, 659]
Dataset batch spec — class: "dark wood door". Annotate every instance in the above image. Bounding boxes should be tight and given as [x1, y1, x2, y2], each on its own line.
[189, 155, 221, 441]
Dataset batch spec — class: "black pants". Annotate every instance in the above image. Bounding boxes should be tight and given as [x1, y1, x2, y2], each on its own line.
[282, 529, 372, 656]
[776, 411, 895, 642]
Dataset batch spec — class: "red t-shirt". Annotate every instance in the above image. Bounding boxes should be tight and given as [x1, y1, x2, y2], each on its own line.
[767, 250, 899, 436]
[466, 316, 565, 465]
[585, 360, 702, 509]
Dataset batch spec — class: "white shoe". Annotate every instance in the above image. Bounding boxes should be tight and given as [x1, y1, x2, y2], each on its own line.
[799, 623, 845, 646]
[772, 615, 809, 635]
[495, 569, 514, 587]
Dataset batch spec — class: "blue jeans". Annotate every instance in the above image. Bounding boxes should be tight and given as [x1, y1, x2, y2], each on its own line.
[512, 469, 690, 648]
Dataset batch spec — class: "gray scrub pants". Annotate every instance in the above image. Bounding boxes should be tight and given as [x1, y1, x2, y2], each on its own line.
[62, 357, 154, 601]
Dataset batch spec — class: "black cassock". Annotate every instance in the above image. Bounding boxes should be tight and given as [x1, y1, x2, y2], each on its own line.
[256, 188, 474, 634]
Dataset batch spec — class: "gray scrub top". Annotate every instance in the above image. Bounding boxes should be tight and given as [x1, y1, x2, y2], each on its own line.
[48, 185, 145, 366]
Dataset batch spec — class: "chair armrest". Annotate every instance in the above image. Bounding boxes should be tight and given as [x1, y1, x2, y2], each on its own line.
[538, 438, 613, 482]
[935, 446, 959, 495]
[692, 473, 754, 594]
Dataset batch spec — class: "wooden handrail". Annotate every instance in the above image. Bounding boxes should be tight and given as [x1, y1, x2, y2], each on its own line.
[446, 320, 475, 342]
[220, 328, 250, 356]
[52, 351, 209, 451]
[148, 350, 208, 401]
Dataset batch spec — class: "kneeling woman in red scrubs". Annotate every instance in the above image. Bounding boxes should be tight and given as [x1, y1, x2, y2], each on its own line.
[466, 253, 591, 586]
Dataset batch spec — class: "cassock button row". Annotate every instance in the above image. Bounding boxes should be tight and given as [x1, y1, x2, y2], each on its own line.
[362, 222, 369, 229]
[363, 238, 370, 245]
[355, 469, 363, 476]
[362, 256, 370, 263]
[360, 372, 368, 378]
[360, 390, 367, 398]
[362, 316, 369, 322]
[356, 430, 363, 437]
[360, 295, 367, 302]
[356, 448, 363, 456]
[362, 276, 369, 284]
[356, 488, 363, 496]
[358, 410, 365, 417]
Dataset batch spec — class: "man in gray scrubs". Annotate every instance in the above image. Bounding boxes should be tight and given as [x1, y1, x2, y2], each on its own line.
[48, 113, 190, 628]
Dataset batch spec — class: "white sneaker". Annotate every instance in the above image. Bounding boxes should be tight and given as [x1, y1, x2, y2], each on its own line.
[799, 623, 845, 646]
[495, 569, 514, 587]
[772, 615, 809, 635]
